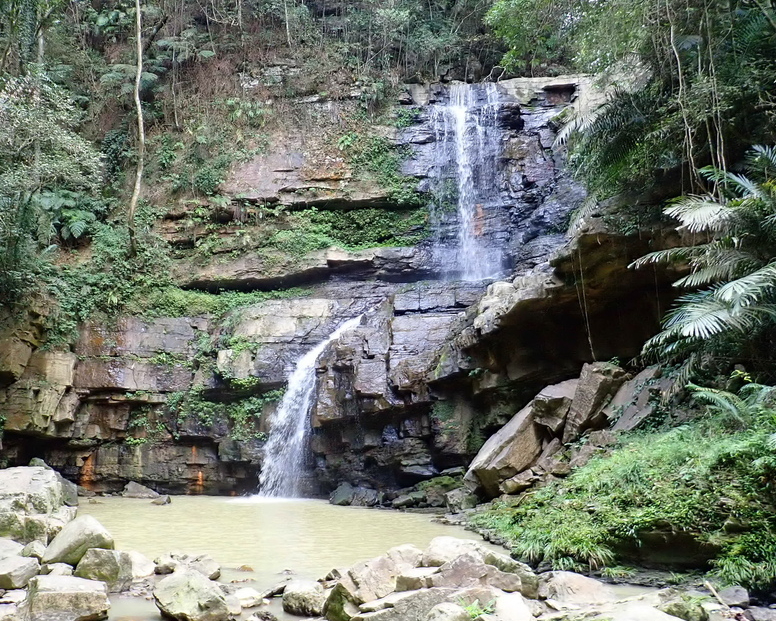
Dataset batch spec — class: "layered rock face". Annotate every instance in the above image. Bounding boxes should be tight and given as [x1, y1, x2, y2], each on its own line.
[1, 76, 677, 495]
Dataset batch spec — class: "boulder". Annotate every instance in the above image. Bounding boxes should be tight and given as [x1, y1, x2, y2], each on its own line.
[74, 548, 133, 592]
[21, 540, 46, 560]
[121, 482, 159, 499]
[532, 379, 578, 433]
[718, 586, 748, 608]
[0, 466, 67, 544]
[41, 516, 114, 566]
[153, 552, 220, 579]
[426, 602, 470, 621]
[428, 553, 521, 592]
[395, 567, 440, 591]
[41, 562, 74, 576]
[444, 488, 478, 513]
[21, 575, 110, 621]
[744, 607, 776, 621]
[606, 604, 686, 621]
[0, 539, 23, 559]
[537, 571, 617, 605]
[127, 550, 156, 579]
[151, 495, 172, 505]
[153, 569, 230, 621]
[464, 402, 544, 497]
[456, 586, 532, 621]
[330, 483, 356, 506]
[421, 537, 484, 567]
[282, 580, 326, 616]
[0, 555, 40, 588]
[349, 588, 458, 621]
[234, 586, 263, 608]
[562, 363, 627, 443]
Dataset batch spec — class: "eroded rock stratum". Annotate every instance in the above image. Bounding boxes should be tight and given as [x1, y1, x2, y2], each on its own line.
[0, 76, 677, 495]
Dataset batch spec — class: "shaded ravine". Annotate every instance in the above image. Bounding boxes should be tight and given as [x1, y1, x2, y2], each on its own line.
[258, 315, 364, 497]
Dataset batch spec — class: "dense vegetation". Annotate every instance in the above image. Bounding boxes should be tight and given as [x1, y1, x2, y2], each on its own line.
[472, 383, 776, 590]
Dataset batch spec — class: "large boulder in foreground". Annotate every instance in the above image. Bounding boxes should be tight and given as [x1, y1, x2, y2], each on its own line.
[21, 575, 110, 621]
[74, 548, 133, 592]
[41, 516, 114, 566]
[0, 467, 70, 544]
[283, 579, 326, 616]
[153, 569, 230, 621]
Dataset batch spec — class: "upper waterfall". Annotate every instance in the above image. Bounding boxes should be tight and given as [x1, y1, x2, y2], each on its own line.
[258, 315, 364, 498]
[429, 82, 505, 281]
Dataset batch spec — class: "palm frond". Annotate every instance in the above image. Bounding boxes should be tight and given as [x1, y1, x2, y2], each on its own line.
[714, 263, 776, 307]
[629, 245, 715, 269]
[664, 197, 734, 233]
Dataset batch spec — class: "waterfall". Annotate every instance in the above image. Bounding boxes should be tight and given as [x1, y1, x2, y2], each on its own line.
[429, 82, 504, 281]
[258, 315, 363, 498]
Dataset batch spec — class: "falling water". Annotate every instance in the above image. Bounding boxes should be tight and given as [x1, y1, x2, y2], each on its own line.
[258, 315, 363, 498]
[430, 82, 504, 280]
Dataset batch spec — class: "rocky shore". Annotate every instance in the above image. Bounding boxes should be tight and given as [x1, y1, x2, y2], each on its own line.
[2, 464, 773, 621]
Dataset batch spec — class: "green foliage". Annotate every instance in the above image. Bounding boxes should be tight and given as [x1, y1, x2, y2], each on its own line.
[138, 286, 312, 319]
[459, 598, 495, 619]
[0, 73, 105, 306]
[632, 147, 776, 387]
[339, 133, 424, 206]
[267, 207, 428, 255]
[470, 385, 776, 589]
[167, 387, 282, 441]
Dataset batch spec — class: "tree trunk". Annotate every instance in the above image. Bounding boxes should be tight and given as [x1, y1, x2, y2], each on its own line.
[128, 0, 145, 256]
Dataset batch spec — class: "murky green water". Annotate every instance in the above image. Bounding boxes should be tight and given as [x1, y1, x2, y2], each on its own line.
[79, 496, 494, 620]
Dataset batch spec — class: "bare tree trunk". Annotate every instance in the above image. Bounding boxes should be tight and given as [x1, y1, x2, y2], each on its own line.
[128, 0, 145, 256]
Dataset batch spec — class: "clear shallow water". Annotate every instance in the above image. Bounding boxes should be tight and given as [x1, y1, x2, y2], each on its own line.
[79, 495, 493, 620]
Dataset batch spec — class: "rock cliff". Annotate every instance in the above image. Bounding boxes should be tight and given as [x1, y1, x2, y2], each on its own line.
[0, 76, 677, 495]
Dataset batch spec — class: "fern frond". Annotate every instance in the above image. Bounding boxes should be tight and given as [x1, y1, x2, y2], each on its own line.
[629, 245, 714, 269]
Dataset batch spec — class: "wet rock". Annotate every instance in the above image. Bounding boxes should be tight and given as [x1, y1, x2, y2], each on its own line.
[0, 555, 39, 588]
[151, 495, 172, 505]
[426, 602, 470, 621]
[659, 597, 710, 621]
[537, 571, 617, 605]
[74, 548, 133, 592]
[153, 569, 229, 621]
[22, 575, 110, 621]
[225, 593, 242, 616]
[718, 586, 749, 608]
[330, 483, 356, 506]
[121, 481, 159, 499]
[282, 580, 326, 616]
[41, 515, 114, 566]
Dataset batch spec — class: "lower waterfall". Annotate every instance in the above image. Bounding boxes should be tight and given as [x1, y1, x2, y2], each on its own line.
[258, 315, 364, 498]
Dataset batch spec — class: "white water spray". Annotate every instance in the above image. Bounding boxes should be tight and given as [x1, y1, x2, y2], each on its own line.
[258, 315, 363, 498]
